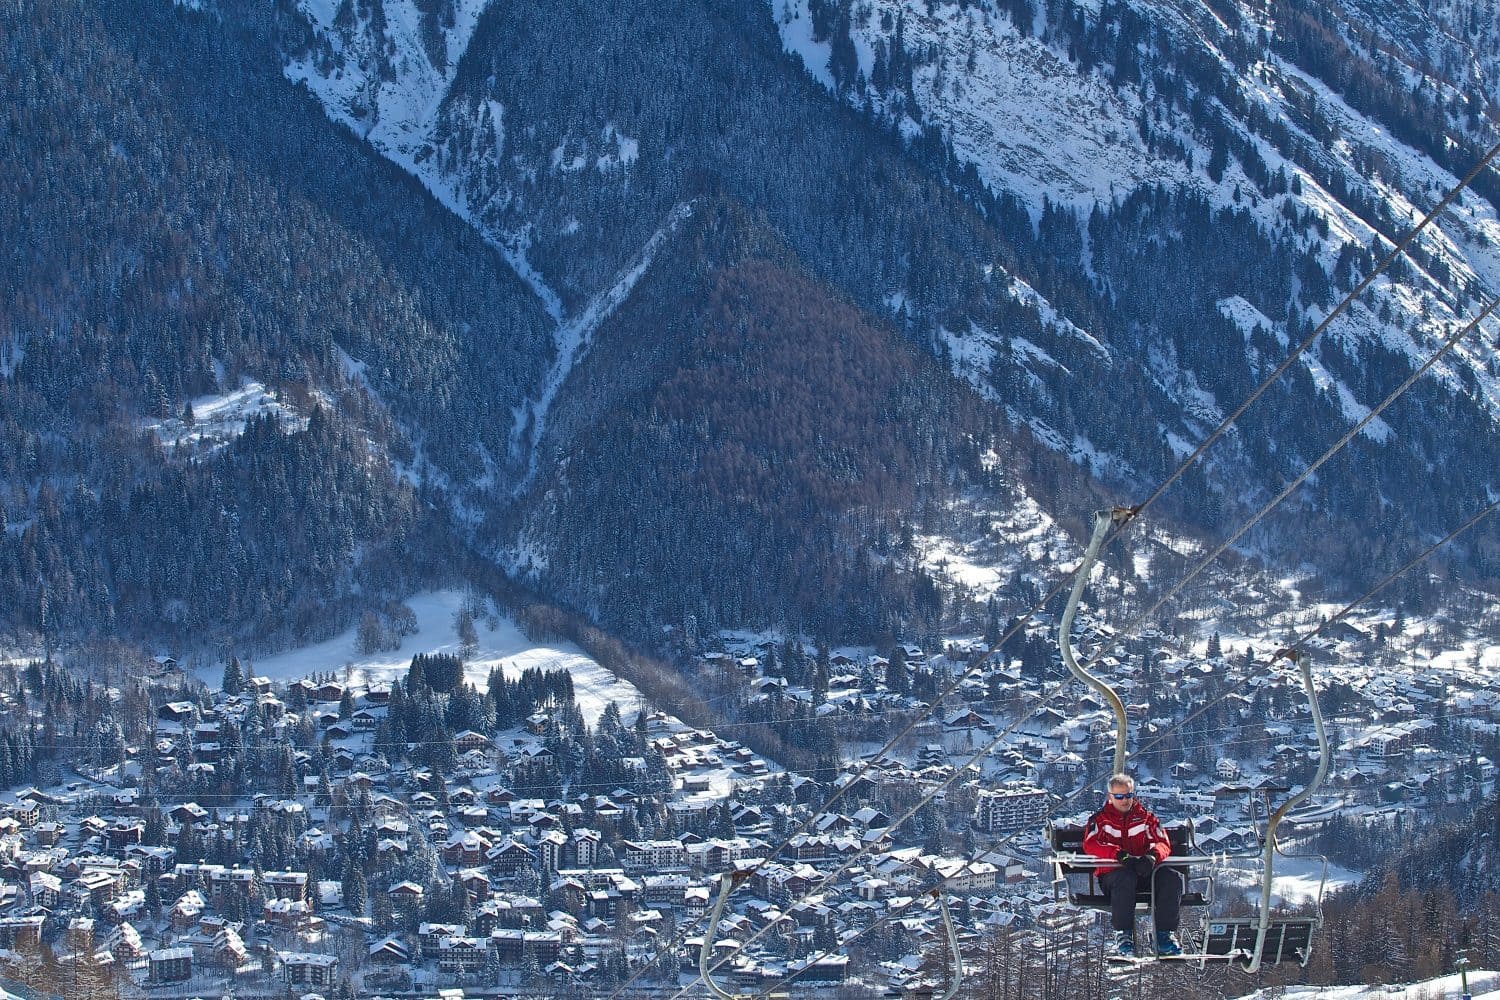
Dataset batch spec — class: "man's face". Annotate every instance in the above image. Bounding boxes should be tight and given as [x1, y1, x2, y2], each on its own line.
[1107, 786, 1134, 813]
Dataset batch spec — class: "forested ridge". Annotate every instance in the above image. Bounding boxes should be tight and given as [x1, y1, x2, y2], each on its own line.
[0, 0, 551, 648]
[5, 0, 1500, 654]
[289, 0, 1500, 642]
[513, 203, 1005, 641]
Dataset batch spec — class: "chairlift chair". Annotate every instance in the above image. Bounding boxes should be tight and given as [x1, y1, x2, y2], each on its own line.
[1045, 504, 1329, 970]
[1186, 651, 1331, 969]
[1045, 820, 1213, 912]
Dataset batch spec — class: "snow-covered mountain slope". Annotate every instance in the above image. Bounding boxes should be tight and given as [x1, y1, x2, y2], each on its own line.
[283, 0, 491, 164]
[266, 0, 1500, 638]
[282, 0, 649, 314]
[772, 0, 1500, 445]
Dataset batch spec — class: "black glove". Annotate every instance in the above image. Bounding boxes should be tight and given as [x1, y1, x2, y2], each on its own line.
[1131, 854, 1156, 879]
[1116, 850, 1131, 863]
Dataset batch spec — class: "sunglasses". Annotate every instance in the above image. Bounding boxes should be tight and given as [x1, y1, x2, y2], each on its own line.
[1110, 792, 1135, 799]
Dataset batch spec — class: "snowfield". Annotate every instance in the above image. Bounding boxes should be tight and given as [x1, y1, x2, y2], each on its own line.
[1217, 853, 1360, 905]
[143, 380, 305, 454]
[215, 590, 651, 726]
[1245, 970, 1500, 999]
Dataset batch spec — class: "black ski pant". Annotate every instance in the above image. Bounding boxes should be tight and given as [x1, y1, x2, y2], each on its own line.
[1099, 864, 1184, 933]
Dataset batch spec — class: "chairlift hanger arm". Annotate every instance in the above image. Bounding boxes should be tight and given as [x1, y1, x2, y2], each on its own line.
[933, 889, 965, 1000]
[1058, 507, 1135, 776]
[1243, 649, 1330, 975]
[701, 870, 753, 1000]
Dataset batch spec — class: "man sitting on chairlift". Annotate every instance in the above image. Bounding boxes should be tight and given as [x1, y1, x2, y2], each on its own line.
[1082, 773, 1184, 958]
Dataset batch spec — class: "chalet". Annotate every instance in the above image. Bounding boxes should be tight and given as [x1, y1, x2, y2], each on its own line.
[489, 839, 536, 876]
[369, 936, 410, 965]
[314, 682, 345, 703]
[28, 871, 60, 908]
[945, 709, 993, 732]
[438, 935, 489, 974]
[102, 921, 144, 961]
[170, 890, 207, 930]
[442, 830, 492, 867]
[148, 947, 192, 984]
[454, 730, 492, 754]
[158, 702, 196, 724]
[214, 927, 248, 968]
[419, 922, 465, 959]
[389, 881, 425, 910]
[263, 870, 308, 900]
[106, 820, 145, 851]
[170, 802, 209, 826]
[280, 951, 337, 987]
[6, 800, 39, 827]
[263, 897, 314, 928]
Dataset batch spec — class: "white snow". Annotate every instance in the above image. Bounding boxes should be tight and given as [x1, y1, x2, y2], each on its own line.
[594, 125, 640, 171]
[225, 590, 650, 726]
[1217, 295, 1282, 345]
[1299, 351, 1393, 443]
[1244, 971, 1500, 1000]
[916, 489, 1067, 602]
[810, 0, 1193, 211]
[285, 0, 493, 167]
[1007, 276, 1109, 360]
[284, 0, 574, 328]
[498, 228, 564, 323]
[773, 0, 834, 91]
[143, 380, 305, 454]
[1217, 853, 1359, 905]
[335, 345, 368, 383]
[918, 535, 1007, 598]
[509, 201, 694, 486]
[942, 325, 999, 398]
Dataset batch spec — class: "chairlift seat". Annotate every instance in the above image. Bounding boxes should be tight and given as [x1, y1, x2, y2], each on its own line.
[1203, 916, 1317, 967]
[1048, 823, 1208, 909]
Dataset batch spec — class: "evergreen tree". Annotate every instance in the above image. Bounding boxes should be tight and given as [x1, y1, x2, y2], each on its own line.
[342, 860, 368, 918]
[886, 648, 910, 695]
[221, 657, 243, 696]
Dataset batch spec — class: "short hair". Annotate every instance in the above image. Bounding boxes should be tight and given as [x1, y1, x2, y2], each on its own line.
[1107, 773, 1135, 791]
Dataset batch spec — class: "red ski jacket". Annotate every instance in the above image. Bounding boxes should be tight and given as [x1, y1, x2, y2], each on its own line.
[1081, 800, 1172, 874]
